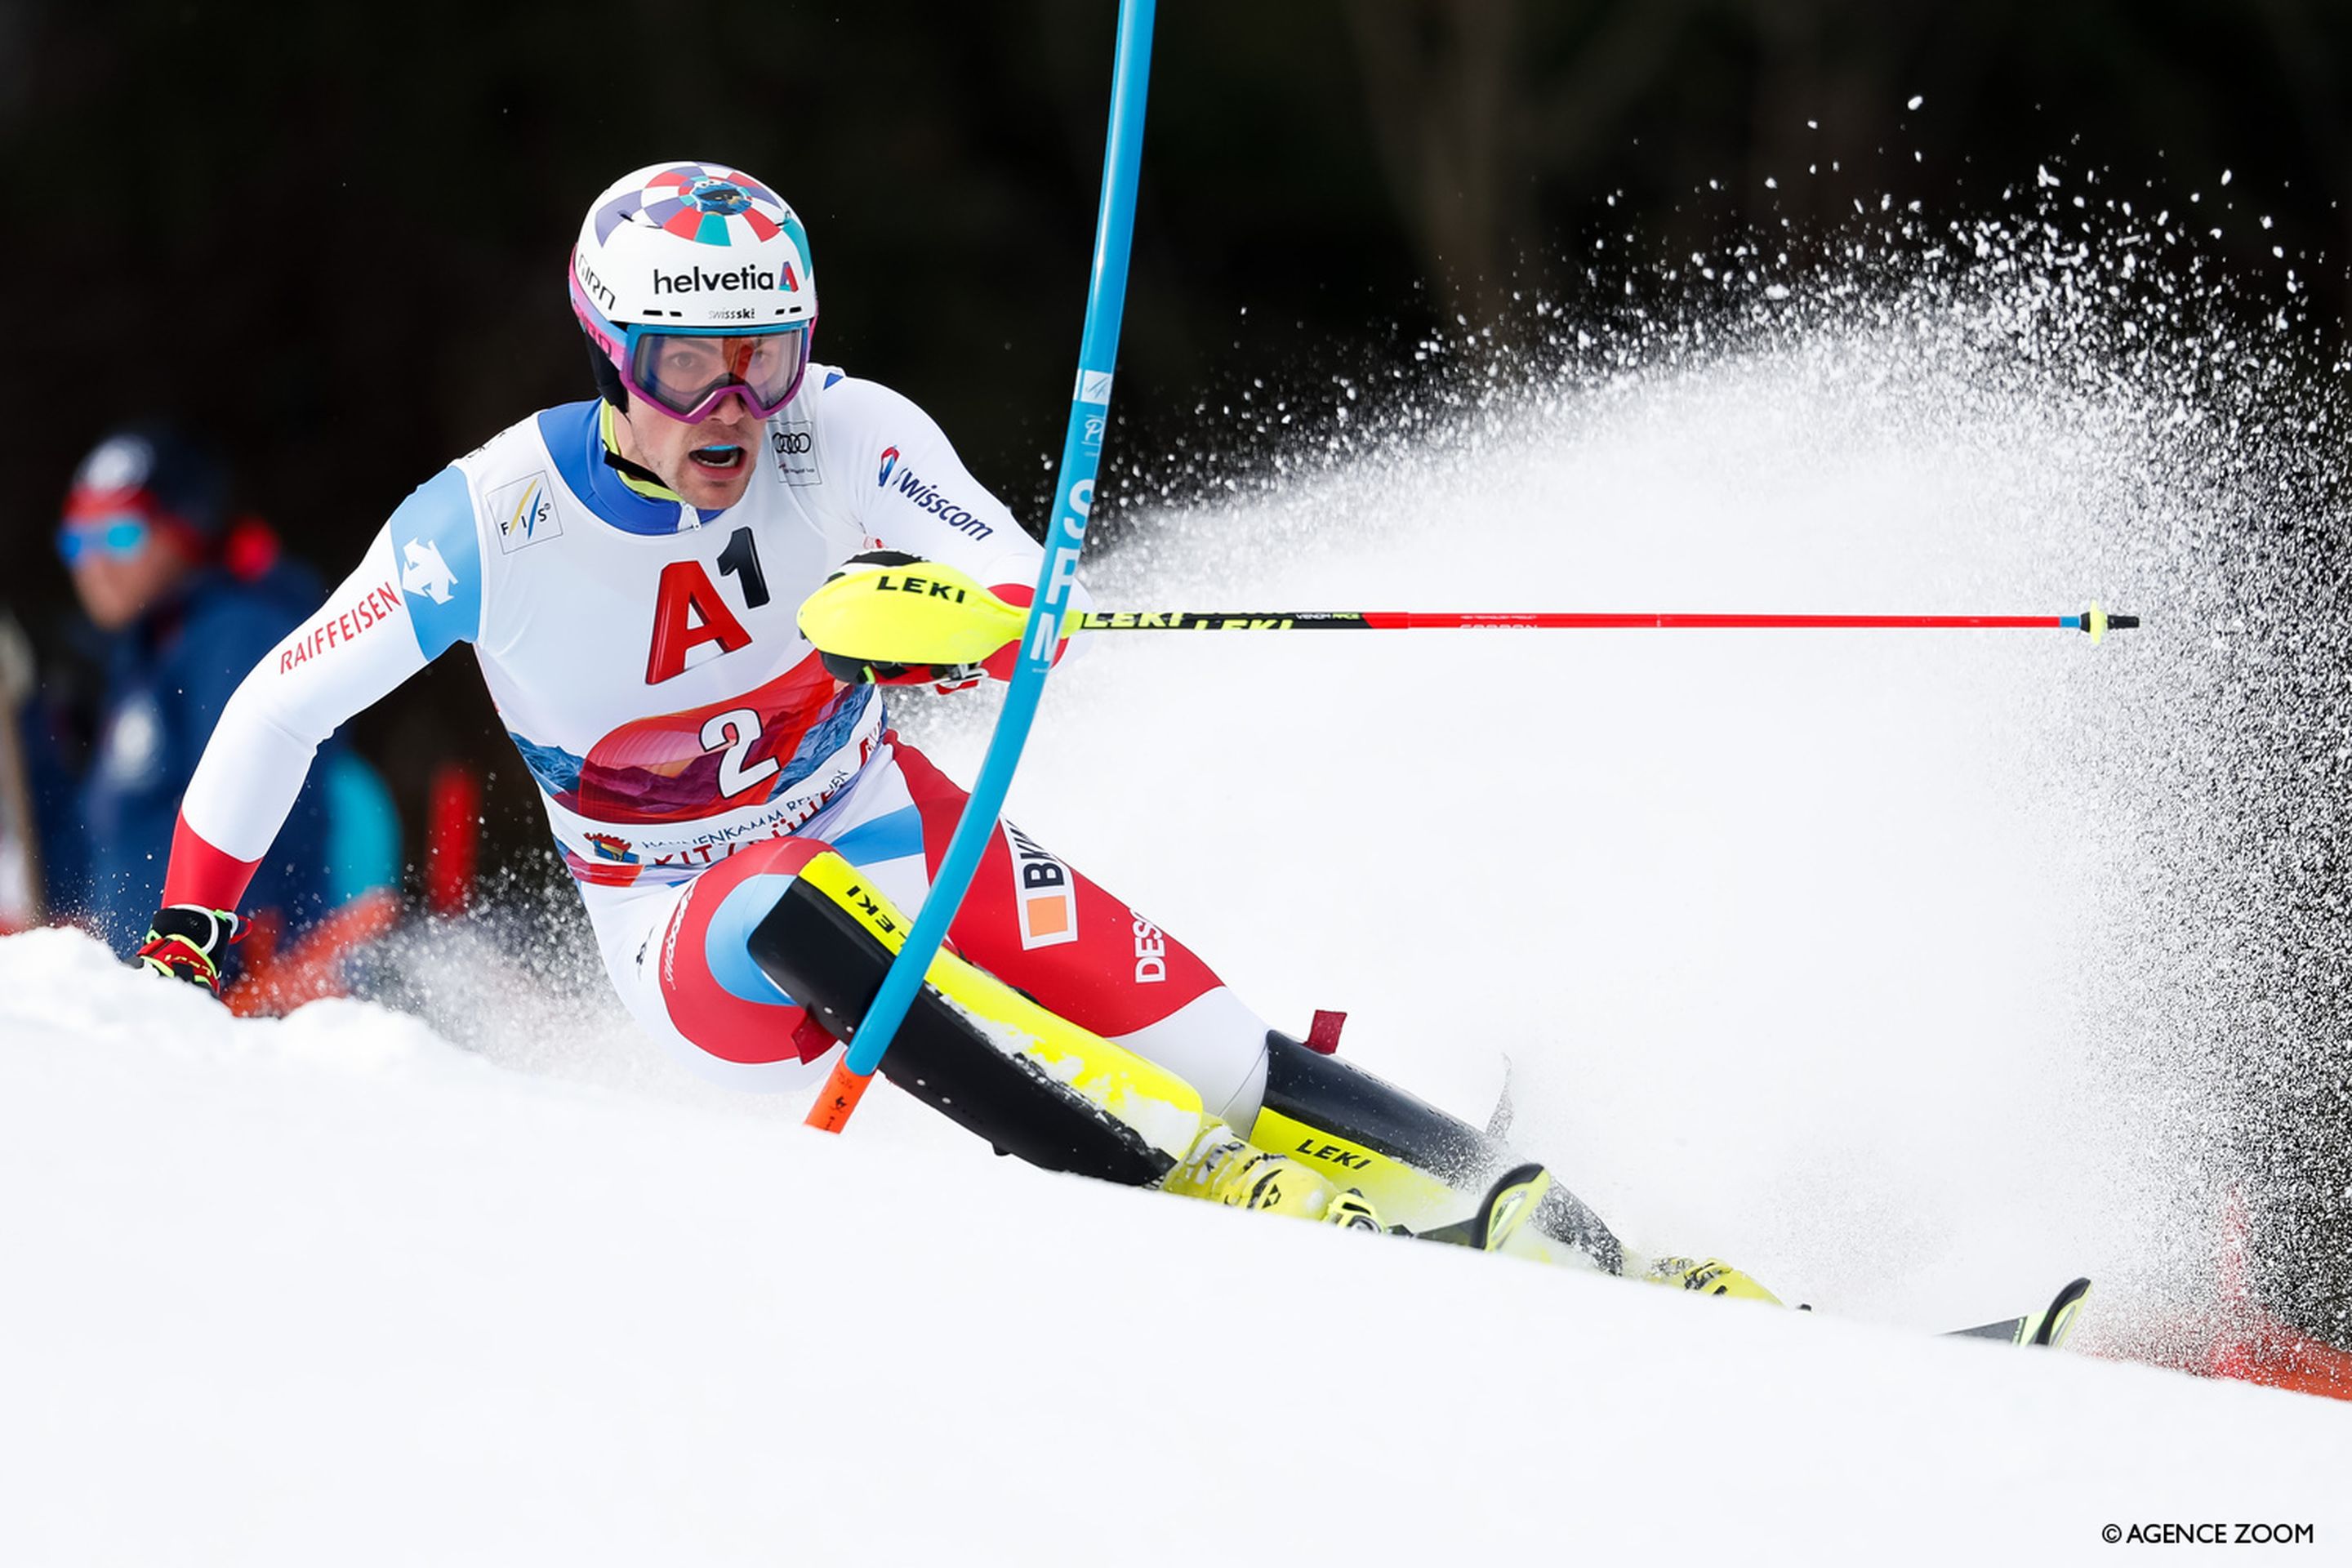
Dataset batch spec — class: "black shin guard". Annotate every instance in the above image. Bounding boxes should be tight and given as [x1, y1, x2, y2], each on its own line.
[1252, 1031, 1625, 1273]
[746, 873, 1175, 1187]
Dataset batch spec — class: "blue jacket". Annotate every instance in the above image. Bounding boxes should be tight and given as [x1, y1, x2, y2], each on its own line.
[50, 564, 354, 954]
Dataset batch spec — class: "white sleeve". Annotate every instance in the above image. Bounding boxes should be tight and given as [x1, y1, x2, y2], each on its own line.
[178, 467, 482, 870]
[829, 377, 1096, 623]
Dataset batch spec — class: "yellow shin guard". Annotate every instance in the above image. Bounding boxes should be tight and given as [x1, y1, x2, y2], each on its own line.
[755, 851, 1213, 1179]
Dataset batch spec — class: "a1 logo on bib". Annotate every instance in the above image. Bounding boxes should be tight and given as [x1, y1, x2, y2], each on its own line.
[489, 471, 563, 554]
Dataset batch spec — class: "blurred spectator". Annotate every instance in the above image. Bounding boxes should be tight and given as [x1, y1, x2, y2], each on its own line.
[0, 608, 41, 933]
[25, 422, 401, 1000]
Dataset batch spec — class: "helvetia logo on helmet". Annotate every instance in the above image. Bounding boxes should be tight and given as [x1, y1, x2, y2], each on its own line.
[876, 446, 900, 487]
[653, 265, 777, 295]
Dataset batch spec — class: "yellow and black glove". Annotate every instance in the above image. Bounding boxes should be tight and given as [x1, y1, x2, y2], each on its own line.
[136, 904, 245, 996]
[800, 550, 1056, 691]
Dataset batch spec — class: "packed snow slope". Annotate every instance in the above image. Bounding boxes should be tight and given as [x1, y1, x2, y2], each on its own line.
[11, 271, 2352, 1557]
[2, 933, 2345, 1566]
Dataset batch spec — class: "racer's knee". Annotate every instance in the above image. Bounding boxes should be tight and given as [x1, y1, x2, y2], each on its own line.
[657, 836, 842, 1069]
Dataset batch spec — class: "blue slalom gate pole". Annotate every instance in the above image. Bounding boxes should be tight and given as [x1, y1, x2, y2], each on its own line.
[808, 0, 1156, 1130]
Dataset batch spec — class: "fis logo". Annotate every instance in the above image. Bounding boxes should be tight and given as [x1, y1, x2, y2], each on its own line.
[1003, 823, 1077, 950]
[877, 445, 900, 487]
[489, 471, 561, 553]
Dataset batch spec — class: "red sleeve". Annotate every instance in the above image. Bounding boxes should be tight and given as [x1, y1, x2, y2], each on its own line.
[161, 812, 265, 912]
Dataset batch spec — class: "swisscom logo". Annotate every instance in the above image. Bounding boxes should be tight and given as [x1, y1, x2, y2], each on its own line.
[876, 446, 900, 487]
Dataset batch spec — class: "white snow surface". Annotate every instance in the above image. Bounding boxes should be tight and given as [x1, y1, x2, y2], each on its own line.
[7, 345, 2350, 1561]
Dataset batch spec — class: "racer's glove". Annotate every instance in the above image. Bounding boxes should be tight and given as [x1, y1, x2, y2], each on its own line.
[136, 904, 246, 995]
[803, 550, 1051, 693]
[818, 649, 988, 693]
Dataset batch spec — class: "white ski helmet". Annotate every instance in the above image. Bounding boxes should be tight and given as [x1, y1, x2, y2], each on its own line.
[568, 160, 817, 421]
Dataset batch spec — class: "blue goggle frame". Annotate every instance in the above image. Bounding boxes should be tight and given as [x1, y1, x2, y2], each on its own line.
[58, 514, 151, 564]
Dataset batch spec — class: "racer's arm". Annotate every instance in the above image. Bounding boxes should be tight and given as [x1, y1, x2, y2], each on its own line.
[827, 378, 1091, 679]
[144, 470, 480, 987]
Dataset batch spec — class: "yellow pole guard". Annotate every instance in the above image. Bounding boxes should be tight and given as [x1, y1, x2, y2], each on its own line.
[2087, 602, 2109, 646]
[797, 559, 1045, 666]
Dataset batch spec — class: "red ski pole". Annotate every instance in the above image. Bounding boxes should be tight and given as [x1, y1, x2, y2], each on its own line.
[1071, 607, 2140, 639]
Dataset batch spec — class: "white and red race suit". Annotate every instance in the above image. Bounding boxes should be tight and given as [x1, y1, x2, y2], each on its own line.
[162, 372, 1274, 1116]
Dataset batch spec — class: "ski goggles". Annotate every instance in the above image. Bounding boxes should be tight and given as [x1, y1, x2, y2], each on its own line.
[621, 323, 812, 422]
[569, 263, 814, 422]
[57, 511, 153, 564]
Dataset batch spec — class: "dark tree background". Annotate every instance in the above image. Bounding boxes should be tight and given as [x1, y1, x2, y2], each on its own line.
[10, 2, 2348, 740]
[12, 2, 2348, 591]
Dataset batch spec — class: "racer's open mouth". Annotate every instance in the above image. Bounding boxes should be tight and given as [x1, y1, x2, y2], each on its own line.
[688, 444, 746, 472]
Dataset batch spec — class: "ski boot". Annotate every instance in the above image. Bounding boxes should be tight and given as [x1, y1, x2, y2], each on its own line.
[1241, 1027, 1624, 1272]
[1162, 1124, 1386, 1232]
[1642, 1255, 1784, 1305]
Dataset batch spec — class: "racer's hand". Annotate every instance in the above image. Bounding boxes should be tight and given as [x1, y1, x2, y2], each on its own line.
[804, 550, 1013, 692]
[818, 649, 987, 693]
[800, 550, 1069, 691]
[136, 904, 245, 995]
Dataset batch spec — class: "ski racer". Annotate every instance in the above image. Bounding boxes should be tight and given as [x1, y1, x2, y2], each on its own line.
[136, 159, 1775, 1298]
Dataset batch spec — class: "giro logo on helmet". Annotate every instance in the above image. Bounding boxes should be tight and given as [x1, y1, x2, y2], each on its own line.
[576, 257, 617, 312]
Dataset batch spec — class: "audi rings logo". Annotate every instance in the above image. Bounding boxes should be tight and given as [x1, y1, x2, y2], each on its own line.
[772, 421, 821, 485]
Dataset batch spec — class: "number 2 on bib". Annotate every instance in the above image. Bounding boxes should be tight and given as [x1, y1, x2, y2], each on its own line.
[699, 708, 779, 799]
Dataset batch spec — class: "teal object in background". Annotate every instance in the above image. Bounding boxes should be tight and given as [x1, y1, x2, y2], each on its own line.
[322, 753, 401, 905]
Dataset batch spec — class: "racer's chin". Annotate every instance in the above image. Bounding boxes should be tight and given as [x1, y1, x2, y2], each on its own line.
[670, 439, 757, 506]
